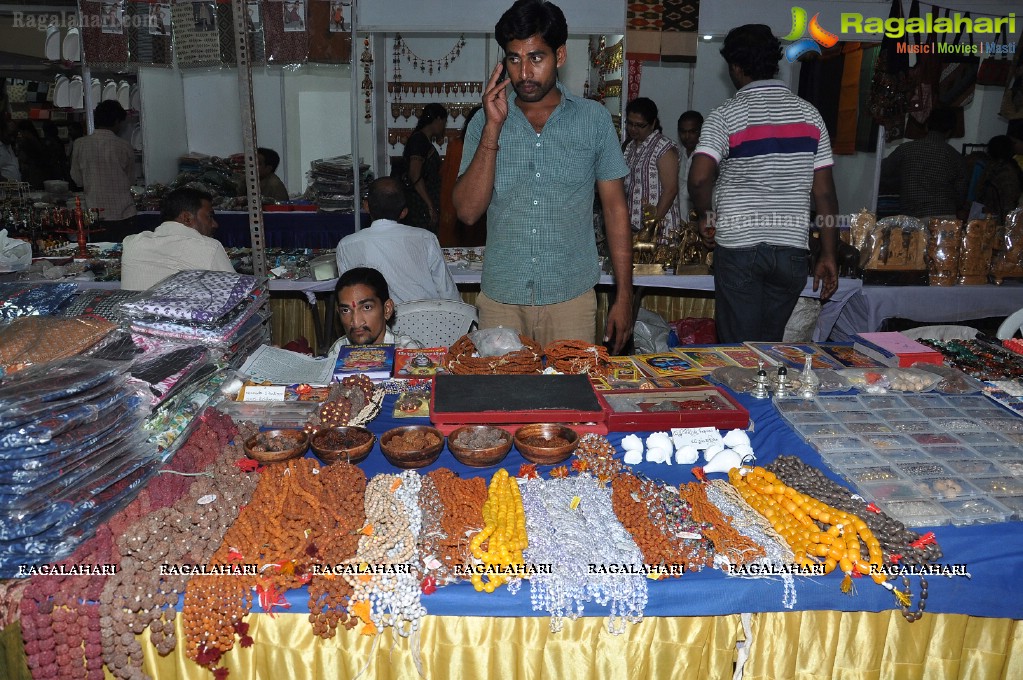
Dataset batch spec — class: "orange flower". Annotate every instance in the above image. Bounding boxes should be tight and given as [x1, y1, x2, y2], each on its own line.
[571, 459, 589, 473]
[550, 466, 569, 478]
[517, 464, 538, 479]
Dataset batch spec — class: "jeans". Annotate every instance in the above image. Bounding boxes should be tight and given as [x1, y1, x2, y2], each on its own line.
[713, 243, 809, 343]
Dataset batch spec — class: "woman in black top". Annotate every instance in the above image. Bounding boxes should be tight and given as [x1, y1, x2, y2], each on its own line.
[402, 103, 447, 231]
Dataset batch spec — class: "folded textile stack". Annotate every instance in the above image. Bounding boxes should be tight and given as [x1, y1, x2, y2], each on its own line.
[0, 282, 78, 320]
[307, 155, 372, 212]
[0, 316, 117, 376]
[117, 270, 271, 368]
[0, 357, 157, 577]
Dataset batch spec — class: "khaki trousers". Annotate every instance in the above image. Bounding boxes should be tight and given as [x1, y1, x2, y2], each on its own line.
[476, 290, 596, 346]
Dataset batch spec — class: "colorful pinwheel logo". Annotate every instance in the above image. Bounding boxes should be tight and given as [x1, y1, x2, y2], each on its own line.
[783, 7, 839, 62]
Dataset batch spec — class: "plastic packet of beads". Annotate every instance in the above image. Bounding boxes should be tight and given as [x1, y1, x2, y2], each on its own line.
[856, 394, 906, 410]
[774, 397, 826, 413]
[976, 417, 1023, 434]
[908, 432, 961, 446]
[861, 433, 917, 450]
[893, 459, 956, 479]
[887, 420, 932, 433]
[710, 366, 759, 393]
[855, 479, 927, 503]
[879, 499, 952, 527]
[816, 395, 863, 412]
[991, 495, 1023, 519]
[844, 421, 896, 435]
[912, 363, 984, 394]
[783, 411, 837, 425]
[923, 444, 981, 459]
[833, 411, 884, 424]
[956, 431, 1013, 447]
[815, 370, 851, 393]
[819, 450, 885, 469]
[839, 464, 906, 484]
[874, 448, 932, 465]
[939, 497, 1011, 525]
[969, 476, 1023, 496]
[809, 435, 866, 452]
[930, 416, 985, 432]
[794, 422, 850, 440]
[947, 457, 1012, 477]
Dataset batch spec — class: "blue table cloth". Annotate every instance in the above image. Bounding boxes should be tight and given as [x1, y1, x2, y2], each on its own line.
[242, 390, 1023, 620]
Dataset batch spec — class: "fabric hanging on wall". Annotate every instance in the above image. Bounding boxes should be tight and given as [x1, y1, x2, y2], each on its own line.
[307, 0, 351, 64]
[172, 0, 221, 69]
[626, 1, 663, 62]
[263, 0, 309, 64]
[80, 0, 130, 69]
[660, 0, 698, 63]
[867, 0, 910, 141]
[797, 47, 844, 144]
[855, 44, 880, 153]
[132, 2, 174, 66]
[834, 43, 864, 155]
[627, 59, 642, 102]
[999, 31, 1023, 120]
[217, 3, 237, 65]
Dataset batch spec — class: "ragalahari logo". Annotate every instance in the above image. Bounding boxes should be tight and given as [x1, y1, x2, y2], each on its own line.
[783, 7, 839, 62]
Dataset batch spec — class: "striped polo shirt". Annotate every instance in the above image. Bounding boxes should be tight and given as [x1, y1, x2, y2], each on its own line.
[694, 79, 833, 249]
[459, 81, 628, 306]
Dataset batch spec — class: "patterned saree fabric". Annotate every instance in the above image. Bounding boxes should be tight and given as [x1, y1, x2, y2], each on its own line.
[119, 270, 259, 324]
[0, 282, 78, 320]
[0, 316, 116, 375]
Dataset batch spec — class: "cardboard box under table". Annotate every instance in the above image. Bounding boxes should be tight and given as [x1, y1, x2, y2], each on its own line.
[429, 374, 608, 435]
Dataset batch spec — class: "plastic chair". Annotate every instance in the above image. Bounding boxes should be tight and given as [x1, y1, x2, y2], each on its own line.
[997, 308, 1023, 340]
[392, 299, 478, 349]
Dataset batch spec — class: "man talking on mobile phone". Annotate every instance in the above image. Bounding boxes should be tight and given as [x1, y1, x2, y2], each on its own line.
[452, 0, 634, 353]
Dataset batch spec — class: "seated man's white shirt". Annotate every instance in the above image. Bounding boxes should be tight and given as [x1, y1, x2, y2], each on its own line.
[121, 220, 235, 290]
[336, 219, 459, 304]
[328, 329, 423, 355]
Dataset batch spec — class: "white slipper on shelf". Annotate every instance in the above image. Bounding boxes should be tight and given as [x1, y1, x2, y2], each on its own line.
[90, 78, 102, 107]
[63, 27, 80, 62]
[69, 75, 84, 110]
[117, 81, 130, 110]
[102, 79, 117, 102]
[129, 84, 140, 111]
[44, 24, 61, 61]
[131, 124, 142, 151]
[54, 75, 70, 108]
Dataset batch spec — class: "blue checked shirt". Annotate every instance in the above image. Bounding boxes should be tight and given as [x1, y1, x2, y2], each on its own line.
[459, 81, 628, 306]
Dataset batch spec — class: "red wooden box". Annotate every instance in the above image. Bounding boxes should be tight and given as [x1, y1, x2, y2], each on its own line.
[594, 386, 749, 431]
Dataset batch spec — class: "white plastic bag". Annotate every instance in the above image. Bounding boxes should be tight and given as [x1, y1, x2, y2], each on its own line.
[0, 229, 31, 272]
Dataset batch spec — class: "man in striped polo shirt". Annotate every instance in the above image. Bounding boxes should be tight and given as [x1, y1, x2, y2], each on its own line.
[452, 0, 634, 353]
[689, 24, 839, 343]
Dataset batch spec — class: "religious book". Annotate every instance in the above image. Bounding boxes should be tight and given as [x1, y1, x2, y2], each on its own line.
[672, 347, 739, 369]
[744, 342, 844, 370]
[817, 343, 884, 368]
[716, 346, 768, 368]
[393, 347, 448, 378]
[332, 344, 395, 382]
[605, 356, 645, 383]
[392, 391, 431, 418]
[633, 352, 697, 378]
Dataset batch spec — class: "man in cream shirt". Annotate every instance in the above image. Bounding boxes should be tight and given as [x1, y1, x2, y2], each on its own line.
[121, 187, 235, 290]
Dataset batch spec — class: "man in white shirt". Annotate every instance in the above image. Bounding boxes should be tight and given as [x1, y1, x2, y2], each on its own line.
[121, 187, 235, 290]
[328, 267, 423, 353]
[676, 110, 703, 219]
[336, 177, 459, 305]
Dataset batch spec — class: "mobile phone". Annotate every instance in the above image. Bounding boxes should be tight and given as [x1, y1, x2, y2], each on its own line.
[497, 63, 508, 83]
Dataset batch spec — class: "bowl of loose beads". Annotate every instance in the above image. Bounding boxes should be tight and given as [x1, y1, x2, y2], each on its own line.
[310, 426, 375, 465]
[514, 423, 579, 465]
[448, 425, 513, 467]
[244, 429, 309, 463]
[380, 425, 445, 469]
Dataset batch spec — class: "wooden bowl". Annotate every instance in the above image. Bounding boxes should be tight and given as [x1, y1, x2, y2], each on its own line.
[447, 425, 512, 468]
[310, 426, 375, 465]
[514, 424, 579, 465]
[380, 425, 444, 469]
[244, 429, 309, 464]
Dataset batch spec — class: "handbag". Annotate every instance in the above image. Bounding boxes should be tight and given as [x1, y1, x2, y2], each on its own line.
[935, 11, 978, 108]
[998, 33, 1023, 120]
[977, 26, 1014, 87]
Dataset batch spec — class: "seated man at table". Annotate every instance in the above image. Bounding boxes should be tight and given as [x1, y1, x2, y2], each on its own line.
[328, 267, 424, 352]
[121, 187, 235, 291]
[336, 177, 459, 305]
